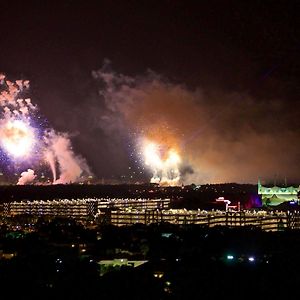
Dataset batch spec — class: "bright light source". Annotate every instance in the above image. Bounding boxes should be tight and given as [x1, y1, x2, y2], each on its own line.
[142, 139, 181, 186]
[0, 120, 35, 158]
[153, 272, 164, 278]
[227, 255, 234, 260]
[248, 256, 255, 262]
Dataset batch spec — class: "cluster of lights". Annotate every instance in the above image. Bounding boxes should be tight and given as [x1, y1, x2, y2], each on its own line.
[226, 254, 255, 263]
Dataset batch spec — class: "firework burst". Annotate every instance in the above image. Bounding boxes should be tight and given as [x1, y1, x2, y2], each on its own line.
[0, 119, 36, 158]
[0, 73, 90, 184]
[142, 138, 181, 186]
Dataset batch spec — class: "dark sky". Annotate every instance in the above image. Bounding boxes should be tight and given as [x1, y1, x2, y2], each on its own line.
[0, 0, 299, 184]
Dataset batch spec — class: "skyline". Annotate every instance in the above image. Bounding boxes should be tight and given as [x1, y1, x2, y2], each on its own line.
[0, 1, 299, 184]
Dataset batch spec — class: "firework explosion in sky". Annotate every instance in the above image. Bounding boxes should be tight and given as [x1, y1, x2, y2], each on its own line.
[0, 74, 90, 185]
[142, 139, 181, 186]
[92, 61, 299, 185]
[0, 2, 299, 185]
[0, 72, 183, 186]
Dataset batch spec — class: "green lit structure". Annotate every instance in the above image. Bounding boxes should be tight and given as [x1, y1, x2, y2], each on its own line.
[258, 180, 300, 206]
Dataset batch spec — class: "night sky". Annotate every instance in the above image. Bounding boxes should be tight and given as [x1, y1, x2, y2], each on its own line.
[0, 0, 299, 184]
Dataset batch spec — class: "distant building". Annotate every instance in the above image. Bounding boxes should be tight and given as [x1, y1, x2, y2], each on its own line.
[3, 198, 299, 231]
[258, 180, 300, 206]
[3, 198, 170, 219]
[98, 259, 148, 276]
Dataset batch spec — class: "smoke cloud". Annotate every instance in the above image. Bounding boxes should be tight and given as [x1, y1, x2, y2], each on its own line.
[93, 62, 300, 184]
[44, 131, 91, 184]
[17, 169, 36, 185]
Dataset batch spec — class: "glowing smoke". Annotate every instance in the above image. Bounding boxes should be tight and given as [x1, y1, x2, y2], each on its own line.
[93, 62, 300, 184]
[44, 131, 90, 184]
[17, 169, 36, 185]
[0, 73, 91, 184]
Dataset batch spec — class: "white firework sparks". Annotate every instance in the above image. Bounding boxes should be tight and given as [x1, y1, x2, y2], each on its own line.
[143, 139, 181, 186]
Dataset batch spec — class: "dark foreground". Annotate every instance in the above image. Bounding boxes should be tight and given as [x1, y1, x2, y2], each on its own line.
[1, 218, 300, 299]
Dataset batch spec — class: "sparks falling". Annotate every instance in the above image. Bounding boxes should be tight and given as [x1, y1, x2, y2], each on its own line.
[143, 139, 181, 186]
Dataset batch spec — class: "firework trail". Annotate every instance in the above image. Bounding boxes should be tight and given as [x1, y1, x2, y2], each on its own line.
[44, 150, 57, 182]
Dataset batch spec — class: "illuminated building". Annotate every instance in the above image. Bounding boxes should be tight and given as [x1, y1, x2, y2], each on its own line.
[98, 259, 148, 276]
[3, 198, 170, 219]
[5, 199, 97, 219]
[258, 180, 300, 206]
[107, 208, 293, 231]
[4, 197, 300, 231]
